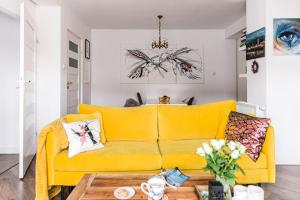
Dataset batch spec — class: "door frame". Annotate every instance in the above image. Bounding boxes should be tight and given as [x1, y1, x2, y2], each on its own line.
[66, 29, 83, 113]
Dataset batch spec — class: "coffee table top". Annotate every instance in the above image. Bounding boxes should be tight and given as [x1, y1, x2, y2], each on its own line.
[67, 174, 213, 200]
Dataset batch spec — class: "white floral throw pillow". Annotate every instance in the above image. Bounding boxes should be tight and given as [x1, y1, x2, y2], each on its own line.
[63, 119, 104, 158]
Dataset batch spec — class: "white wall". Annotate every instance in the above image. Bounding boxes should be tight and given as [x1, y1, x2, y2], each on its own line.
[0, 12, 20, 153]
[0, 0, 22, 17]
[36, 6, 62, 131]
[246, 0, 267, 108]
[91, 29, 237, 106]
[247, 0, 300, 164]
[35, 3, 92, 130]
[60, 1, 92, 116]
[225, 16, 246, 39]
[0, 2, 63, 152]
[0, 2, 92, 137]
[265, 0, 300, 164]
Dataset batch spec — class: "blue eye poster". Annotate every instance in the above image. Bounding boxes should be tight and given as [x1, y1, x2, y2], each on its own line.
[274, 18, 300, 55]
[246, 27, 265, 60]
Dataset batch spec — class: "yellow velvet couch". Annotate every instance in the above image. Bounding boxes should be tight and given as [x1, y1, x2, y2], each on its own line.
[44, 100, 275, 188]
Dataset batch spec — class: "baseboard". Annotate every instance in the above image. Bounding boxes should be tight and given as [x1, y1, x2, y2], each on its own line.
[276, 155, 300, 165]
[0, 146, 18, 154]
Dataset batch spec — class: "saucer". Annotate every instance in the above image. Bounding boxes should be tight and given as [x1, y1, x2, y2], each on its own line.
[114, 187, 135, 199]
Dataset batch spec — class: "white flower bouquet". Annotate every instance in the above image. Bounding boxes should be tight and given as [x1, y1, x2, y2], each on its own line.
[197, 140, 246, 200]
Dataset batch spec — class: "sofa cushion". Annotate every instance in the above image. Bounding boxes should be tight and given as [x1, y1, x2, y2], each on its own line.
[79, 104, 158, 141]
[237, 153, 267, 169]
[158, 100, 236, 140]
[55, 141, 162, 172]
[159, 140, 209, 170]
[159, 140, 267, 170]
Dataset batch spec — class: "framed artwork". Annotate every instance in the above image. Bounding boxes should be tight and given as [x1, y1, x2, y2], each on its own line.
[85, 39, 90, 59]
[273, 18, 300, 55]
[120, 45, 204, 84]
[246, 27, 265, 60]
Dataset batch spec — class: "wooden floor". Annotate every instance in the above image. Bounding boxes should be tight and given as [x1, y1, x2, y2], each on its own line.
[0, 156, 299, 200]
[0, 154, 18, 175]
[263, 166, 300, 200]
[0, 156, 35, 200]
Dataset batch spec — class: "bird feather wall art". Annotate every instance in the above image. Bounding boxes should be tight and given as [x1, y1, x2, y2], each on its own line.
[120, 47, 204, 84]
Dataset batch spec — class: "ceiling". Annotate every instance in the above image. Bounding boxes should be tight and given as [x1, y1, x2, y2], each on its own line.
[65, 0, 246, 29]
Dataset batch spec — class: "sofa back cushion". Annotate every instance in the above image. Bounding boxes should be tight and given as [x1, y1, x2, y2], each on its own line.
[158, 100, 236, 140]
[79, 104, 158, 141]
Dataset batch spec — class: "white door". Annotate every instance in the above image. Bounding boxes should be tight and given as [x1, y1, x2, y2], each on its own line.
[67, 31, 81, 114]
[19, 1, 37, 179]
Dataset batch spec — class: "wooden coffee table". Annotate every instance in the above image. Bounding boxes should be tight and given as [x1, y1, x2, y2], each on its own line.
[67, 174, 213, 200]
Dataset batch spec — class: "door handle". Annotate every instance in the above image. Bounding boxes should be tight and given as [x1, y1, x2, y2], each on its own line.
[16, 79, 31, 88]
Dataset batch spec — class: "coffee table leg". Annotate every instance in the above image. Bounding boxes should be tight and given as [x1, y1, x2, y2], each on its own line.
[61, 186, 65, 200]
[61, 186, 75, 200]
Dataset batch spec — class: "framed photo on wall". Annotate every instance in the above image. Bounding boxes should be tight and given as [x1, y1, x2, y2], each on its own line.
[246, 27, 265, 60]
[85, 39, 90, 59]
[120, 44, 204, 84]
[273, 18, 300, 55]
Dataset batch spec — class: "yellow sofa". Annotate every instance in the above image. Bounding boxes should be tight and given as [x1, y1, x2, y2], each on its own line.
[44, 100, 275, 188]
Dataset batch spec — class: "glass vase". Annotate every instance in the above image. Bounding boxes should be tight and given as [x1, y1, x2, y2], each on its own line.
[216, 176, 232, 200]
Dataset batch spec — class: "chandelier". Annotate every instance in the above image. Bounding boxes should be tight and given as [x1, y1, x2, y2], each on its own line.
[152, 15, 168, 49]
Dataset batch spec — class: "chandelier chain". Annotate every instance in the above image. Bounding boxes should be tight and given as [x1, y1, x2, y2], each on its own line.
[152, 15, 168, 49]
[159, 17, 161, 43]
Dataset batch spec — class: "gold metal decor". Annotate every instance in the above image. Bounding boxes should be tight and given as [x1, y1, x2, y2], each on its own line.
[159, 96, 170, 104]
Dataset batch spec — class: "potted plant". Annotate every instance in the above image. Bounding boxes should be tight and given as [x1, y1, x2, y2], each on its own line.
[196, 140, 246, 200]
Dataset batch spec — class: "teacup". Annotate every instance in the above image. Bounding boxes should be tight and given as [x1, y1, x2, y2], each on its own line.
[141, 175, 166, 200]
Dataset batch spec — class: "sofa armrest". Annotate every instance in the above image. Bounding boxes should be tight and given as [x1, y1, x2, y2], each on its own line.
[261, 126, 275, 183]
[46, 131, 62, 185]
[44, 119, 68, 185]
[36, 118, 68, 200]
